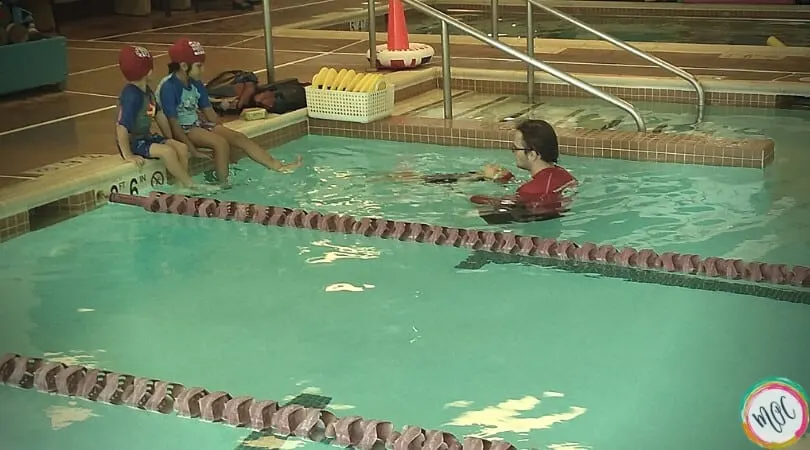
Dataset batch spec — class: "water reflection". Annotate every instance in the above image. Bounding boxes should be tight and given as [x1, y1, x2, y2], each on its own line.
[44, 401, 98, 430]
[41, 349, 105, 368]
[301, 240, 380, 264]
[445, 395, 586, 438]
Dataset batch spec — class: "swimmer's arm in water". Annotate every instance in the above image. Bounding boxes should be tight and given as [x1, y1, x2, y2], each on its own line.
[470, 194, 519, 206]
[470, 194, 565, 220]
[366, 171, 420, 182]
[422, 171, 483, 184]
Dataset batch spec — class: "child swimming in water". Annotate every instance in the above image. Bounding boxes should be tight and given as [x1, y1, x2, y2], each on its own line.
[373, 163, 514, 185]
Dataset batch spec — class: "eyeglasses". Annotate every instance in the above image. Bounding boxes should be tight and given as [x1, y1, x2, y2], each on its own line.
[511, 146, 527, 152]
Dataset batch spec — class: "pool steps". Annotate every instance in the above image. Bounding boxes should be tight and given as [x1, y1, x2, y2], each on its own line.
[0, 353, 517, 450]
[404, 90, 707, 133]
[109, 191, 810, 295]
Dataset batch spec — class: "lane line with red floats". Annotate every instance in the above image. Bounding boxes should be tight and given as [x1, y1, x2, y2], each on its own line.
[108, 192, 810, 299]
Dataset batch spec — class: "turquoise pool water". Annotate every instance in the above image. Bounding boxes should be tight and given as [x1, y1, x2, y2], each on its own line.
[327, 10, 810, 46]
[1, 199, 809, 450]
[409, 98, 810, 268]
[1, 134, 809, 449]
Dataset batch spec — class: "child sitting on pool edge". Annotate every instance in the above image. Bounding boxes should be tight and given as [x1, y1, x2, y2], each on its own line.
[156, 38, 302, 186]
[115, 45, 203, 191]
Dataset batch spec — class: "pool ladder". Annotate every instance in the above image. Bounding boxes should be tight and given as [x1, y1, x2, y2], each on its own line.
[368, 0, 706, 132]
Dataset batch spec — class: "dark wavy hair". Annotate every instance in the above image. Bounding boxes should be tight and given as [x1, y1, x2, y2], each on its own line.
[515, 119, 559, 163]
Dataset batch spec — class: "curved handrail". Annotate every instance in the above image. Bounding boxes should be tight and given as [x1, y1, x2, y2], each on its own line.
[527, 0, 705, 123]
[400, 0, 647, 132]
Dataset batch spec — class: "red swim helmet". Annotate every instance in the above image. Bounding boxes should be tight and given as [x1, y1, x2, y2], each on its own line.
[118, 45, 153, 81]
[168, 38, 206, 65]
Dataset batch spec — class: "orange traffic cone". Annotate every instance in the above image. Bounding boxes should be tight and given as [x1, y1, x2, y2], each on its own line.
[387, 0, 410, 51]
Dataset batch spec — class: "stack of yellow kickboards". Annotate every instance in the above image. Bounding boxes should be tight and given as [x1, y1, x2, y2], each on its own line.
[311, 67, 387, 92]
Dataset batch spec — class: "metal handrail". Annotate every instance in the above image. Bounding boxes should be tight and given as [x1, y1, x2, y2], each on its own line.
[399, 0, 647, 131]
[526, 0, 705, 123]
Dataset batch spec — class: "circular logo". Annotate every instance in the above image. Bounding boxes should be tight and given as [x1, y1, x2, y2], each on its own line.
[742, 377, 808, 448]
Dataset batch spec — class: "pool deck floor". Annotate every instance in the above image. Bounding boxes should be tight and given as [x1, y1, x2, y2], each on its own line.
[1, 0, 809, 191]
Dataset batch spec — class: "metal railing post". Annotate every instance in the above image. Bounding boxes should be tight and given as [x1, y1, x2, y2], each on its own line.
[491, 0, 498, 40]
[368, 0, 377, 70]
[441, 21, 453, 120]
[401, 0, 646, 131]
[261, 0, 274, 83]
[527, 0, 705, 123]
[526, 1, 534, 105]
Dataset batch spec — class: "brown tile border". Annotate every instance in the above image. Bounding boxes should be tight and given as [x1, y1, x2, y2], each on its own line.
[308, 116, 774, 169]
[56, 190, 99, 215]
[23, 191, 105, 242]
[252, 120, 309, 150]
[0, 189, 106, 243]
[395, 79, 439, 103]
[0, 211, 30, 243]
[450, 78, 778, 108]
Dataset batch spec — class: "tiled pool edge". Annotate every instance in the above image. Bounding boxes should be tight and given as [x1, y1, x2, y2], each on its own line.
[448, 68, 810, 109]
[370, 65, 810, 109]
[0, 111, 309, 243]
[308, 117, 773, 168]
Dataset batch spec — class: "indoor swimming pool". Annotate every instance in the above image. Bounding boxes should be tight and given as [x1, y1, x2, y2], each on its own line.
[1, 128, 809, 449]
[327, 9, 810, 46]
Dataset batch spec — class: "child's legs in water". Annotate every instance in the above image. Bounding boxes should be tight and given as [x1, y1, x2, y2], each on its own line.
[132, 136, 195, 188]
[211, 125, 279, 171]
[185, 125, 231, 184]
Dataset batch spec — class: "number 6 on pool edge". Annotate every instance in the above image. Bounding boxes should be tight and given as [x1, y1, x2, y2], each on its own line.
[129, 178, 138, 195]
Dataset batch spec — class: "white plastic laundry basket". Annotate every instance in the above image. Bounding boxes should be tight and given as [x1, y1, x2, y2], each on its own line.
[305, 84, 395, 123]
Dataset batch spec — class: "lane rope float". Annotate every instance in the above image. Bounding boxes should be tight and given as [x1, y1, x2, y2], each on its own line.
[109, 192, 810, 291]
[0, 353, 517, 450]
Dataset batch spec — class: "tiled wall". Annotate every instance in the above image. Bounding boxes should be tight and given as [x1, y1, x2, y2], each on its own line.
[395, 80, 439, 102]
[0, 190, 104, 243]
[439, 2, 810, 19]
[308, 116, 774, 168]
[450, 78, 778, 108]
[0, 211, 29, 243]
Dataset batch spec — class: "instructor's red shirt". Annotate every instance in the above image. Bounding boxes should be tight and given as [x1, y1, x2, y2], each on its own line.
[516, 166, 577, 212]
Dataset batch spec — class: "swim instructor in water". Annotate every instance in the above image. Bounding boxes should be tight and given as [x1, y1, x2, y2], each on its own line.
[470, 119, 578, 222]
